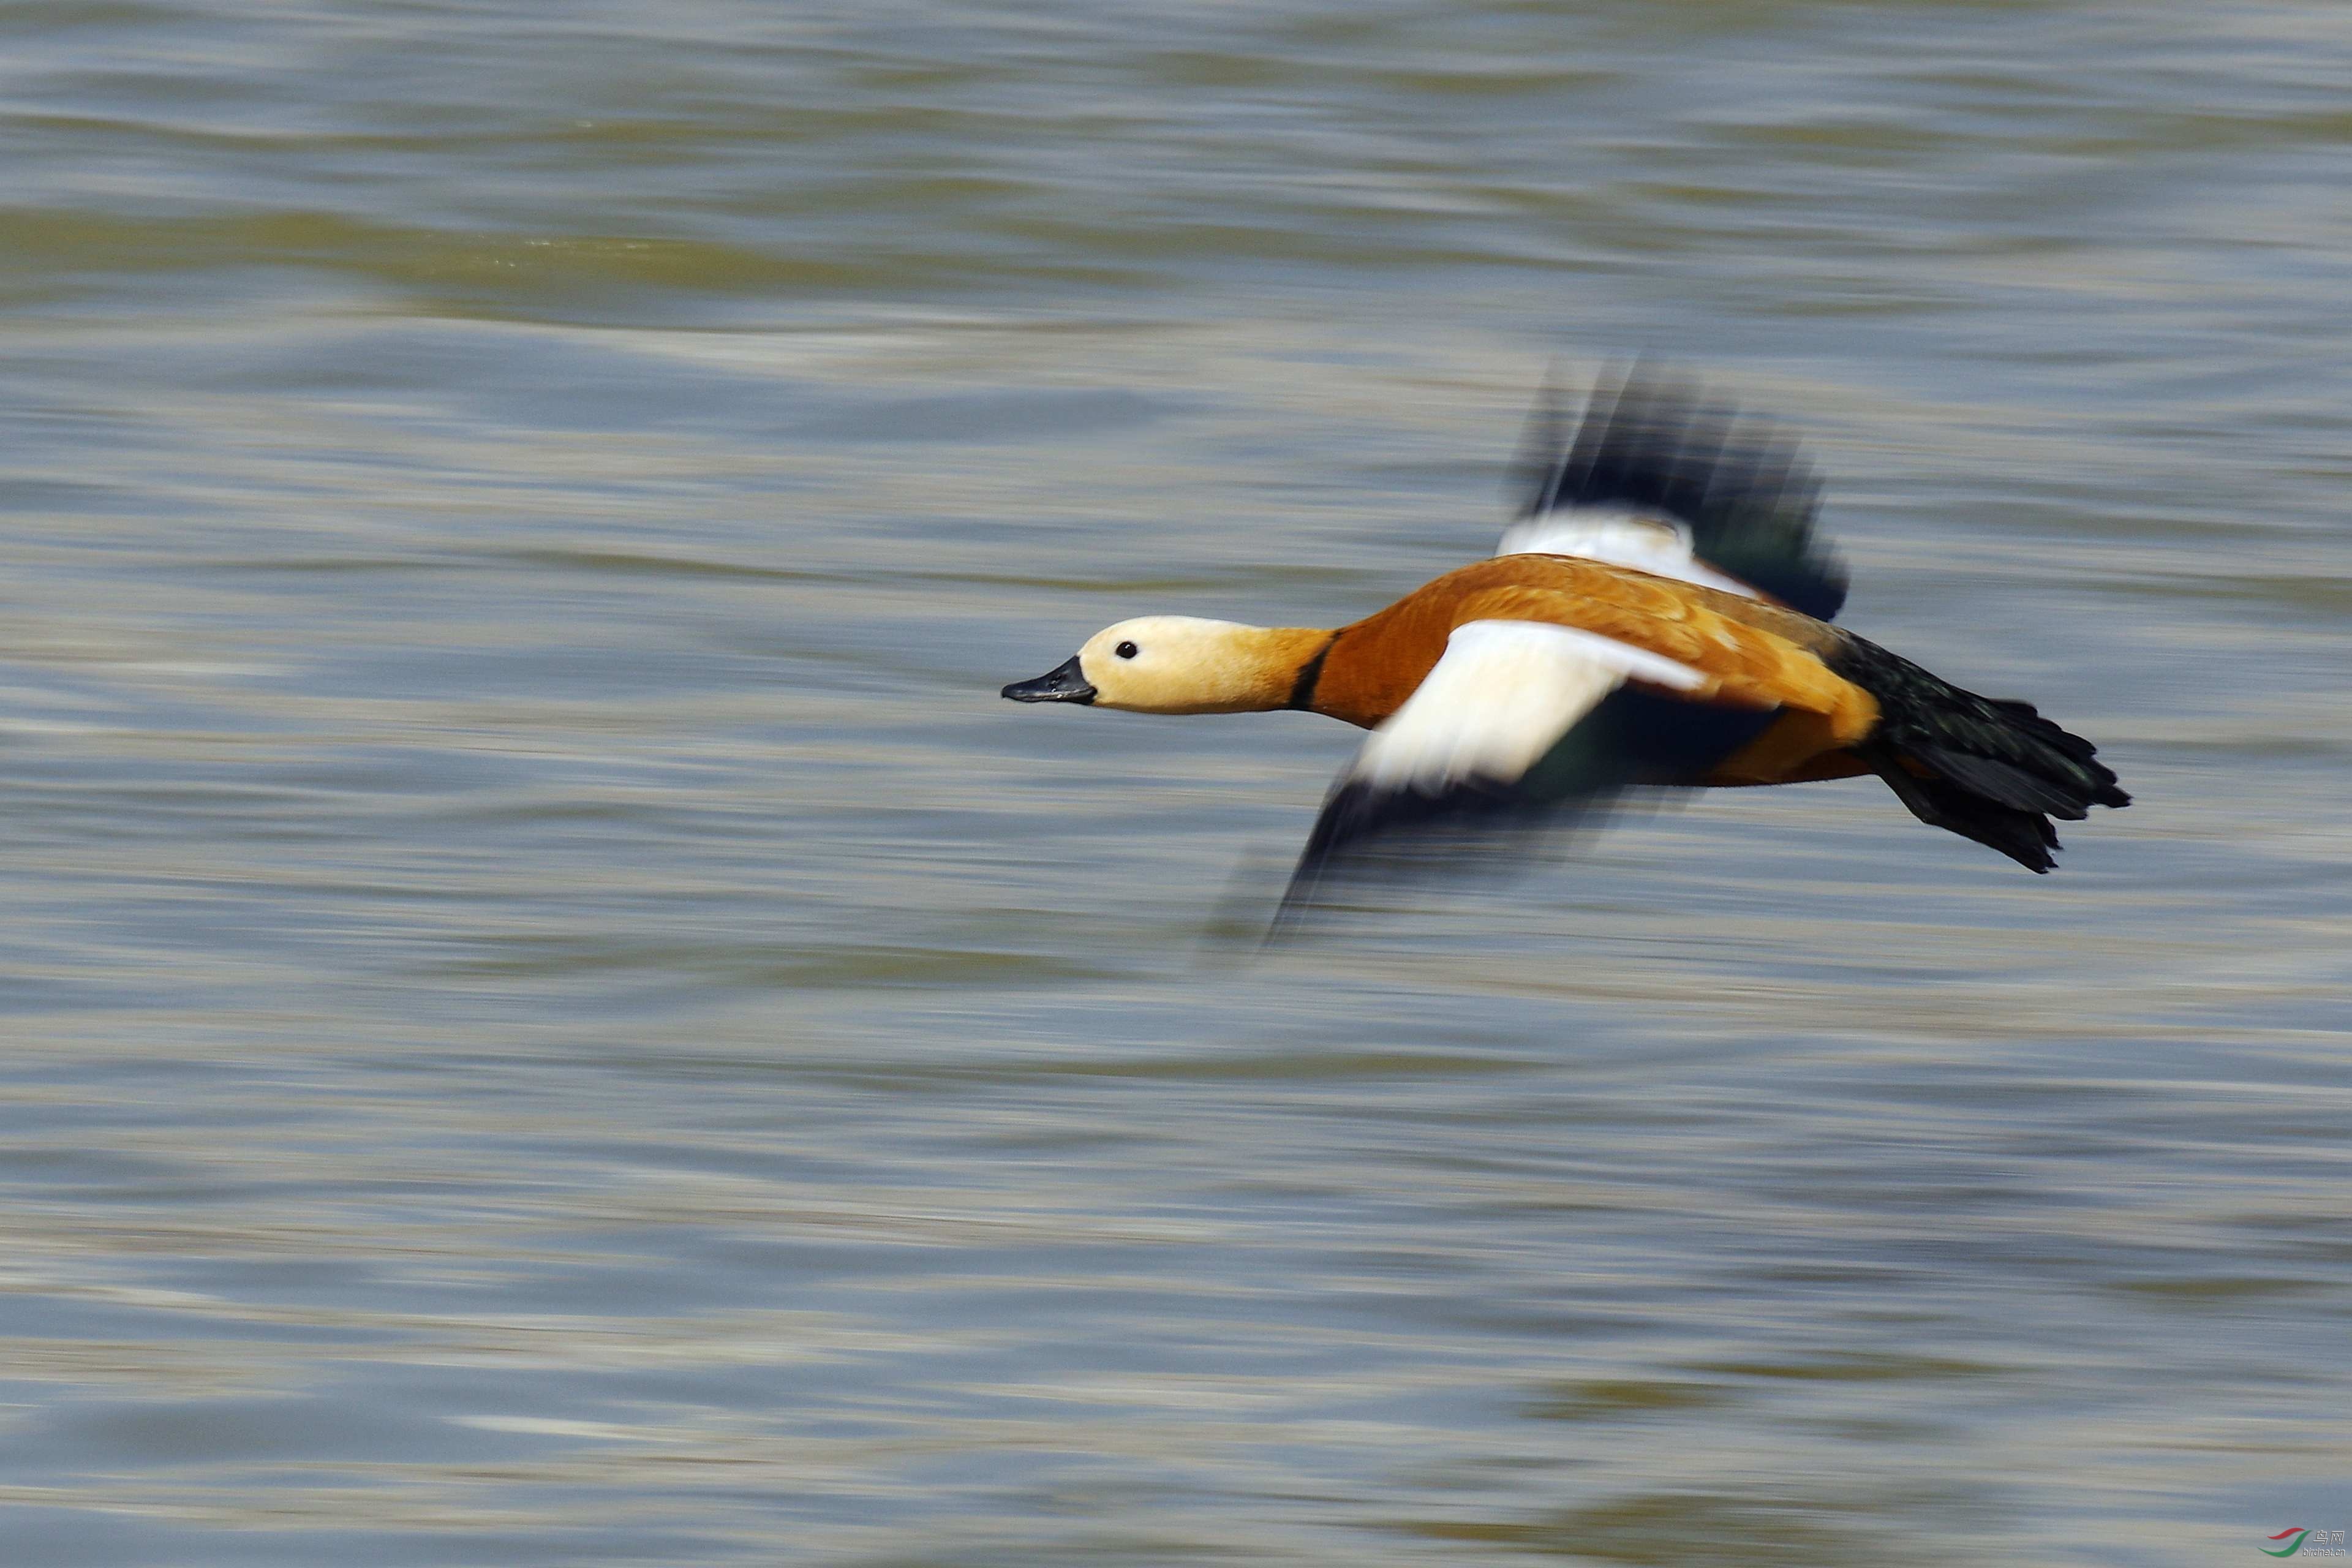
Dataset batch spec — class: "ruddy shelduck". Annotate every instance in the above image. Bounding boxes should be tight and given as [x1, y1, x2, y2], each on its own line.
[1003, 371, 2128, 921]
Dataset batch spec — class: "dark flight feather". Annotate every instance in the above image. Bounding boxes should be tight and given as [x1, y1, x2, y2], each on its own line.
[1272, 763, 1629, 936]
[1510, 366, 1850, 621]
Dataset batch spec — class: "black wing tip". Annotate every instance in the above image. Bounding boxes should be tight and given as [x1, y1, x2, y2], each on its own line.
[1273, 773, 1634, 935]
[1509, 362, 1848, 621]
[1293, 774, 1537, 875]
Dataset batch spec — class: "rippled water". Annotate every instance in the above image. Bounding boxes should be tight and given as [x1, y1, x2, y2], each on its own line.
[3, 2, 2350, 1564]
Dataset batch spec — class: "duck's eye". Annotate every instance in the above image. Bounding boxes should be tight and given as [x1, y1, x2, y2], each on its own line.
[1115, 641, 1139, 660]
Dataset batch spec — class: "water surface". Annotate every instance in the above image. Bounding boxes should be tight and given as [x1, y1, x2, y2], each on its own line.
[2, 2, 2350, 1564]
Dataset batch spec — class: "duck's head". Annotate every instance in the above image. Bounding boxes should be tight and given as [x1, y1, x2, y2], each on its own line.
[1002, 616, 1306, 715]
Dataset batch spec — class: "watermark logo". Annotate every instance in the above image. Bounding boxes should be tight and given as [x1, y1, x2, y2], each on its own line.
[2266, 1528, 2349, 1559]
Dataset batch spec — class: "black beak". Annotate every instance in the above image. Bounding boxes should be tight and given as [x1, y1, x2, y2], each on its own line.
[1001, 655, 1096, 704]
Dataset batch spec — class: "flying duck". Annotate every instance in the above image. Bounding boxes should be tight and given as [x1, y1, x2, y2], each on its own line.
[1003, 370, 2128, 922]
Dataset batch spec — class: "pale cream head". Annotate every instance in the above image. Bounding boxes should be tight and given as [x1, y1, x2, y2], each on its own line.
[1075, 616, 1289, 714]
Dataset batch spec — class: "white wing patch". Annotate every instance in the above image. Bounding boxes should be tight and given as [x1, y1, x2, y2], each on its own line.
[1352, 619, 1705, 794]
[1496, 506, 1762, 600]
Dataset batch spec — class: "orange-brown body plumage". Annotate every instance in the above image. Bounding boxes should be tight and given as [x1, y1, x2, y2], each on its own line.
[1302, 556, 1879, 788]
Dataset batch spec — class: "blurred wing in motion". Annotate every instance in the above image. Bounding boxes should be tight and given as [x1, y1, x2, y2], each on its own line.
[1502, 366, 1849, 621]
[1273, 619, 1703, 932]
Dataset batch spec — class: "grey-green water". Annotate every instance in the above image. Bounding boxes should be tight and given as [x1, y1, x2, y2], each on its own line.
[3, 3, 2350, 1564]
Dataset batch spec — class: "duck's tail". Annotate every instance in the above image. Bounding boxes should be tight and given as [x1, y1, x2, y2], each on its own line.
[1828, 635, 2129, 873]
